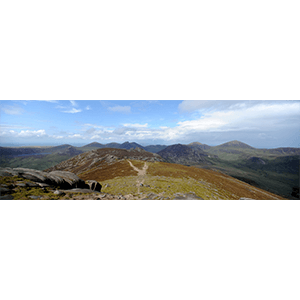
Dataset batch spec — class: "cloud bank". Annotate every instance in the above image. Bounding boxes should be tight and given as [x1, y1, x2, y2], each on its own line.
[1, 101, 299, 147]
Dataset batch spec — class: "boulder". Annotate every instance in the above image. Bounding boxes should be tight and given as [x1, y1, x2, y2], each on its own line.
[38, 183, 50, 188]
[0, 195, 14, 200]
[15, 183, 27, 187]
[48, 171, 88, 189]
[29, 196, 42, 200]
[86, 180, 102, 192]
[0, 187, 11, 194]
[143, 193, 159, 200]
[173, 192, 203, 200]
[53, 190, 65, 196]
[0, 167, 89, 191]
[25, 182, 40, 187]
[0, 168, 19, 177]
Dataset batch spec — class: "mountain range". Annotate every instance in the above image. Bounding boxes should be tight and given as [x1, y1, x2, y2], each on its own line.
[0, 140, 299, 199]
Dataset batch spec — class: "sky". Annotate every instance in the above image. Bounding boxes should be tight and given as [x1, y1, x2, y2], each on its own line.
[0, 100, 299, 148]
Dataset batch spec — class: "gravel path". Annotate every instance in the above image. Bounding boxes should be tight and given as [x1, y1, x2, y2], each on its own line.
[128, 160, 148, 194]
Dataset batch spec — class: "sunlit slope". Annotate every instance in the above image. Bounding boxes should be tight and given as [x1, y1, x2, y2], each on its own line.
[78, 160, 285, 200]
[46, 148, 285, 199]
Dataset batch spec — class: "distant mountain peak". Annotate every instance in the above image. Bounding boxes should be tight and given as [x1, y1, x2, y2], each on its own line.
[218, 140, 254, 149]
[188, 142, 211, 150]
[157, 144, 211, 165]
[85, 142, 103, 147]
[189, 142, 203, 145]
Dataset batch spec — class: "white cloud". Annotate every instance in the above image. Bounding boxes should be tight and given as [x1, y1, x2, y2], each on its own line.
[63, 108, 82, 114]
[85, 105, 91, 110]
[36, 100, 58, 102]
[123, 123, 148, 127]
[1, 105, 24, 115]
[2, 101, 298, 147]
[178, 100, 288, 113]
[70, 100, 77, 107]
[19, 130, 46, 137]
[0, 129, 47, 138]
[68, 134, 83, 138]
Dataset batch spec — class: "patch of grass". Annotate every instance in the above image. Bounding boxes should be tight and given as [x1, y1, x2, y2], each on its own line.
[12, 187, 50, 200]
[80, 160, 285, 199]
[99, 173, 238, 200]
[0, 175, 24, 185]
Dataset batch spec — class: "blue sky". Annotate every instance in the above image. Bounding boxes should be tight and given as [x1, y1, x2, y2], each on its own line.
[0, 100, 299, 148]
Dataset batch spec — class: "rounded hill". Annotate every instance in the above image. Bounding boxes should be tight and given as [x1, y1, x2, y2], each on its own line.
[157, 144, 212, 165]
[46, 147, 164, 175]
[216, 140, 254, 149]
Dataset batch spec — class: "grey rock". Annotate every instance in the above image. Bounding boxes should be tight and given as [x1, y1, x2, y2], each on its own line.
[0, 168, 19, 177]
[48, 171, 88, 189]
[54, 190, 64, 195]
[38, 183, 50, 188]
[25, 182, 40, 187]
[143, 193, 159, 200]
[60, 188, 98, 194]
[0, 195, 14, 200]
[173, 192, 203, 200]
[13, 168, 49, 183]
[86, 180, 102, 192]
[15, 183, 27, 187]
[29, 196, 41, 200]
[0, 187, 11, 194]
[0, 167, 88, 190]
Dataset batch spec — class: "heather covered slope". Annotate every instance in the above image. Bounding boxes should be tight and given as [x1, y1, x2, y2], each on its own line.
[46, 147, 164, 174]
[45, 149, 285, 200]
[205, 143, 300, 199]
[77, 161, 285, 200]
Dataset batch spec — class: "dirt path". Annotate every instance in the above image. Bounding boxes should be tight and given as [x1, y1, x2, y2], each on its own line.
[128, 160, 148, 194]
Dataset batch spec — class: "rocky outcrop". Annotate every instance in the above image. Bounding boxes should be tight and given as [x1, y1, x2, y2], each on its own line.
[173, 192, 204, 200]
[86, 180, 102, 192]
[0, 167, 91, 190]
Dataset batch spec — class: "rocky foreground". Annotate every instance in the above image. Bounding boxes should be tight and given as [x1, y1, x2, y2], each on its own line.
[0, 167, 202, 200]
[0, 166, 284, 200]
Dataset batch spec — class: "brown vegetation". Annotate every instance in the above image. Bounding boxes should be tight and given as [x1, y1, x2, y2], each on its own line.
[78, 160, 141, 182]
[147, 162, 285, 200]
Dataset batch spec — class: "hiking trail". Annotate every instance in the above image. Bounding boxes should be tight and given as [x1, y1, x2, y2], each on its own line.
[128, 160, 148, 194]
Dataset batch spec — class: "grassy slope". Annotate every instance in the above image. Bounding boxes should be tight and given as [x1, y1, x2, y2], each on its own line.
[76, 146, 102, 152]
[205, 147, 299, 199]
[77, 160, 284, 200]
